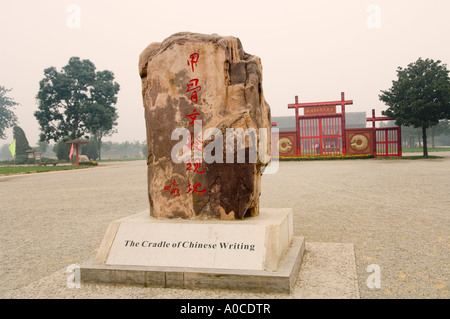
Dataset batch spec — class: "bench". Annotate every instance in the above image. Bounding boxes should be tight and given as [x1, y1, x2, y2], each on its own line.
[39, 161, 58, 167]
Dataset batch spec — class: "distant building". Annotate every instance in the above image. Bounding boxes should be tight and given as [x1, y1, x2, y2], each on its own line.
[345, 112, 367, 129]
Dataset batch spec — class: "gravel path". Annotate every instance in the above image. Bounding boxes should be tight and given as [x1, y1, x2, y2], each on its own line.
[1, 154, 449, 299]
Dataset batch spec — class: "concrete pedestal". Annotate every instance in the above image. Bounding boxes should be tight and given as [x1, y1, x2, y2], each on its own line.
[80, 208, 305, 293]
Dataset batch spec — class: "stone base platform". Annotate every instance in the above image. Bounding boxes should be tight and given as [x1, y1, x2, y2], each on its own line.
[80, 208, 305, 293]
[81, 236, 304, 293]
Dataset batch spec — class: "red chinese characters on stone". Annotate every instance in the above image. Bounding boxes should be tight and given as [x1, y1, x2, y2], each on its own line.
[164, 179, 181, 197]
[186, 109, 201, 126]
[193, 160, 205, 174]
[186, 79, 201, 103]
[164, 179, 207, 196]
[186, 158, 205, 174]
[186, 132, 194, 148]
[193, 133, 202, 152]
[166, 52, 207, 195]
[187, 52, 199, 73]
[186, 182, 206, 194]
[186, 79, 201, 92]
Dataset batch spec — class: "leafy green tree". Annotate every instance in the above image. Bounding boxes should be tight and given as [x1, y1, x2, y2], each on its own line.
[379, 58, 450, 156]
[12, 126, 31, 156]
[81, 141, 99, 160]
[84, 69, 120, 159]
[0, 86, 19, 139]
[34, 57, 120, 143]
[53, 138, 71, 161]
[85, 104, 118, 160]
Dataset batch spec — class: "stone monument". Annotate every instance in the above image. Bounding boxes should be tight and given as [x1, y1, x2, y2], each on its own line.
[139, 32, 271, 220]
[80, 33, 304, 293]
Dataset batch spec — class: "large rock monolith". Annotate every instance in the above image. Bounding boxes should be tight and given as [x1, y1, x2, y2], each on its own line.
[139, 32, 271, 220]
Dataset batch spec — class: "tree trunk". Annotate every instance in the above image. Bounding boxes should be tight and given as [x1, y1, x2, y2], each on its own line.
[98, 139, 102, 161]
[422, 126, 428, 157]
[94, 133, 103, 161]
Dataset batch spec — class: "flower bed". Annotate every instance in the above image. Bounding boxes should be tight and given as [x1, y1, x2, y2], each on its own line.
[80, 161, 98, 166]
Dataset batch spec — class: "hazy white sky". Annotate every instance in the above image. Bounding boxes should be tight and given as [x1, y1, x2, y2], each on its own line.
[1, 0, 449, 144]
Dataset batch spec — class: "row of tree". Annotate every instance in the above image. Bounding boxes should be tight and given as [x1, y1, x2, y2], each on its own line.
[1, 57, 450, 158]
[52, 139, 146, 161]
[0, 134, 146, 161]
[400, 120, 449, 148]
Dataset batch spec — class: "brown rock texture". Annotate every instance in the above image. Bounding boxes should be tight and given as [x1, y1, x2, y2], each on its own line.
[139, 32, 271, 219]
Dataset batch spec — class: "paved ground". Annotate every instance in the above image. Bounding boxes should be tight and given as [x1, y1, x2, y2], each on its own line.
[262, 153, 449, 299]
[0, 154, 449, 299]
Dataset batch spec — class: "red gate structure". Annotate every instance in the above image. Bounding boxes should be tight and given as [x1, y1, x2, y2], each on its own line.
[298, 116, 344, 155]
[345, 128, 374, 155]
[274, 131, 297, 157]
[366, 109, 402, 157]
[273, 94, 402, 158]
[287, 92, 353, 156]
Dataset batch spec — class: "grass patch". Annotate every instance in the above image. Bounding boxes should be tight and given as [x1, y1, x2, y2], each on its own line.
[402, 147, 450, 153]
[278, 154, 443, 161]
[98, 157, 144, 162]
[377, 155, 443, 160]
[0, 165, 89, 175]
